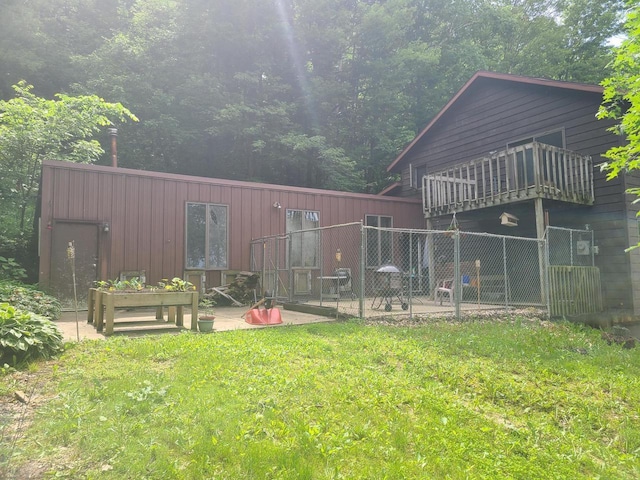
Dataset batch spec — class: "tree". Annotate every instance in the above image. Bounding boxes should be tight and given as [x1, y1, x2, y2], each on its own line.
[598, 2, 640, 180]
[0, 82, 137, 246]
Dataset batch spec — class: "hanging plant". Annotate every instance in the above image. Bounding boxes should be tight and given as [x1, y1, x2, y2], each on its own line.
[445, 213, 460, 237]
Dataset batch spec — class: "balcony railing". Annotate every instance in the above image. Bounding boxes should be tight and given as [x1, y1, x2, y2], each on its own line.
[422, 142, 593, 217]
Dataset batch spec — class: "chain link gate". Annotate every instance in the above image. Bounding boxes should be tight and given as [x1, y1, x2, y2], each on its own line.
[251, 223, 364, 319]
[545, 226, 601, 316]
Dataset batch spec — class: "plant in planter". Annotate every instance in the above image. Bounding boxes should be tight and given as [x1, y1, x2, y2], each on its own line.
[197, 295, 216, 332]
[158, 277, 195, 292]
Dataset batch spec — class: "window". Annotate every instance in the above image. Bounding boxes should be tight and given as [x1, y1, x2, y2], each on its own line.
[507, 130, 565, 151]
[411, 164, 427, 189]
[185, 203, 228, 269]
[366, 215, 392, 267]
[286, 209, 320, 268]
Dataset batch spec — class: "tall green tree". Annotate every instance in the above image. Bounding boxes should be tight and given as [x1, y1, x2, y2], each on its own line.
[598, 2, 640, 206]
[0, 82, 137, 245]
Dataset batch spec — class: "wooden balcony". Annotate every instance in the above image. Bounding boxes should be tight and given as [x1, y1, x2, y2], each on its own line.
[422, 142, 594, 218]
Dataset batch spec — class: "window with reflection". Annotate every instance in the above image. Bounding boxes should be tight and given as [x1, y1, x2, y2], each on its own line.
[366, 215, 392, 267]
[186, 203, 228, 269]
[286, 209, 319, 268]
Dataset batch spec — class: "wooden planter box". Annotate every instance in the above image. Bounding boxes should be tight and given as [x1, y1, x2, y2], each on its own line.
[88, 288, 199, 335]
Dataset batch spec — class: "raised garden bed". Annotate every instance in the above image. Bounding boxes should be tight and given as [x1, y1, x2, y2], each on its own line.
[88, 288, 199, 335]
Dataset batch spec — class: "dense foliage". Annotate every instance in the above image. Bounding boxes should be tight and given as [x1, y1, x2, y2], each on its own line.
[0, 281, 62, 321]
[0, 82, 137, 264]
[0, 303, 64, 366]
[598, 2, 640, 184]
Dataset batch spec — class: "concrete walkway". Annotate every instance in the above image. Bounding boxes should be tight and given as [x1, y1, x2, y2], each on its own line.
[55, 306, 337, 342]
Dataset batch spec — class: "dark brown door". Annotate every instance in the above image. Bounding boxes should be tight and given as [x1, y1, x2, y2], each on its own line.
[50, 222, 99, 308]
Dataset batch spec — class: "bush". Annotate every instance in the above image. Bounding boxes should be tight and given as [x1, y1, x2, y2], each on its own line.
[0, 256, 27, 281]
[0, 281, 61, 320]
[0, 303, 64, 366]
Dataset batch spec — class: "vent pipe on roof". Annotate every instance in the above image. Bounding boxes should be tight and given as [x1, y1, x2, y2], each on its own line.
[108, 127, 118, 168]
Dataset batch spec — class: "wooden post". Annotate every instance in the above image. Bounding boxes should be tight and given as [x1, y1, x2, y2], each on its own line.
[535, 197, 546, 304]
[191, 291, 199, 331]
[104, 293, 115, 335]
[87, 288, 96, 324]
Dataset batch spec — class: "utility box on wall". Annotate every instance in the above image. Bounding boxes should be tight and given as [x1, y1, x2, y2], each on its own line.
[576, 240, 590, 256]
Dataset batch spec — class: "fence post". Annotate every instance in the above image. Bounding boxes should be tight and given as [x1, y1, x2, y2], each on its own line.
[409, 231, 414, 318]
[503, 236, 508, 308]
[570, 229, 574, 267]
[360, 222, 366, 319]
[544, 231, 551, 318]
[287, 234, 293, 302]
[454, 229, 461, 320]
[535, 197, 546, 305]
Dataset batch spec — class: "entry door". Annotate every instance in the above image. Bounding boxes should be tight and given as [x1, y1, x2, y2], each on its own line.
[50, 222, 99, 308]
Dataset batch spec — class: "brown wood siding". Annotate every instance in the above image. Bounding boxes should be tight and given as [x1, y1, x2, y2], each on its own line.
[395, 77, 631, 310]
[39, 161, 424, 290]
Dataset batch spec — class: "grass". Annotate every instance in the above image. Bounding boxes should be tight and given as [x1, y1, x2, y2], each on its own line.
[2, 317, 640, 479]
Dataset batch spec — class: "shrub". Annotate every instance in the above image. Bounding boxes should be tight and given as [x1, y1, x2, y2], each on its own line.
[0, 303, 64, 366]
[0, 256, 27, 281]
[0, 281, 61, 320]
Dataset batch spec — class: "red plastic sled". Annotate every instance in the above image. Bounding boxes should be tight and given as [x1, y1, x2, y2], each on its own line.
[246, 307, 282, 325]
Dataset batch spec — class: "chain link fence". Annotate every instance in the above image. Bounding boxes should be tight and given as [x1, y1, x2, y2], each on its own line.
[250, 224, 600, 320]
[545, 226, 601, 316]
[545, 226, 595, 267]
[250, 223, 363, 318]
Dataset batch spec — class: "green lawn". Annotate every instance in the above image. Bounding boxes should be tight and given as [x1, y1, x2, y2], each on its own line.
[2, 318, 640, 479]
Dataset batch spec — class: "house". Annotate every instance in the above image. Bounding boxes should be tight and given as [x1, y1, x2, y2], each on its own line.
[37, 160, 424, 304]
[384, 71, 640, 313]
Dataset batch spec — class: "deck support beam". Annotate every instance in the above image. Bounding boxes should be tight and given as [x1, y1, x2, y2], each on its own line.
[535, 197, 546, 304]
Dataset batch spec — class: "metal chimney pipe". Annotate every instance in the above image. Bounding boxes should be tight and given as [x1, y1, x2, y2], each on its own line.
[108, 127, 118, 168]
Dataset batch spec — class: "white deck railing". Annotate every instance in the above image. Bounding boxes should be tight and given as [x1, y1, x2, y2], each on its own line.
[422, 142, 593, 217]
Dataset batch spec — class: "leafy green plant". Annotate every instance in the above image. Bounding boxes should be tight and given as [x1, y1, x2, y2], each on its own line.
[0, 256, 27, 281]
[0, 281, 61, 320]
[199, 295, 216, 317]
[0, 303, 64, 366]
[157, 277, 195, 292]
[95, 277, 146, 292]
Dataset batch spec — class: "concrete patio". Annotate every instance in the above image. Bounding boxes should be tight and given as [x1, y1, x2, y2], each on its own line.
[55, 304, 338, 342]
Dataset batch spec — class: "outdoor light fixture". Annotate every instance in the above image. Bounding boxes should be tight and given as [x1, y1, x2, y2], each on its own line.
[103, 222, 110, 233]
[273, 201, 281, 209]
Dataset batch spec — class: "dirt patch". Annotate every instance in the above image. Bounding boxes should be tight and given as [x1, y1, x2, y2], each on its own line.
[0, 361, 60, 480]
[364, 307, 548, 327]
